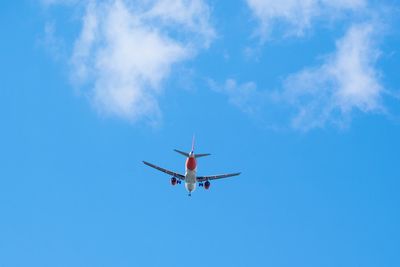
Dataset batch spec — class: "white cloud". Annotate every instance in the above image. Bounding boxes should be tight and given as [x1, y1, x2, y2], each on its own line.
[212, 23, 384, 131]
[209, 79, 267, 115]
[246, 0, 366, 39]
[50, 0, 214, 123]
[40, 22, 66, 61]
[282, 23, 383, 130]
[143, 0, 215, 47]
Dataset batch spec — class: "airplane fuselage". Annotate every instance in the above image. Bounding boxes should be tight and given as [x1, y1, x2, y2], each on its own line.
[184, 155, 197, 194]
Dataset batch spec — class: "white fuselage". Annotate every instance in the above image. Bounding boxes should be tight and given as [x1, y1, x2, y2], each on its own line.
[185, 168, 197, 193]
[184, 155, 197, 194]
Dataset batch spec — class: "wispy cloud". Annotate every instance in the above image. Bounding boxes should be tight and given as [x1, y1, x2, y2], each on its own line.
[246, 0, 366, 39]
[281, 23, 383, 130]
[47, 0, 215, 124]
[209, 79, 268, 115]
[39, 22, 67, 62]
[213, 23, 385, 131]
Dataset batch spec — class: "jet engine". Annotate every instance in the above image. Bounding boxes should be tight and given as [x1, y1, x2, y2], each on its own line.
[170, 177, 177, 186]
[204, 181, 211, 190]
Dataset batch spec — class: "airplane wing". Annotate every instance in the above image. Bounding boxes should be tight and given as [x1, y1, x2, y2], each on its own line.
[196, 172, 241, 182]
[143, 161, 185, 180]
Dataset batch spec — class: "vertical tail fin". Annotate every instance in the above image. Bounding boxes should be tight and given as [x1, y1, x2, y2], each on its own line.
[191, 134, 195, 152]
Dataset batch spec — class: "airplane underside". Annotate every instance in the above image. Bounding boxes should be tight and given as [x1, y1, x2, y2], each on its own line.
[185, 169, 197, 196]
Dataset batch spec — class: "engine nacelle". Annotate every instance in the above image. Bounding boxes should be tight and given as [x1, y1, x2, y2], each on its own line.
[171, 177, 177, 186]
[204, 181, 211, 190]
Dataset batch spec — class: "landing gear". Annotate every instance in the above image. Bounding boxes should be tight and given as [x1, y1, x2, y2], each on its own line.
[199, 183, 203, 187]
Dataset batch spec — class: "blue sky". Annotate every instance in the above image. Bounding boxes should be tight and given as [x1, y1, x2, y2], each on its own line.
[1, 0, 400, 266]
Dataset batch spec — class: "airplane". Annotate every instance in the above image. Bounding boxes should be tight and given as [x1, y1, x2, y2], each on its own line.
[143, 137, 240, 196]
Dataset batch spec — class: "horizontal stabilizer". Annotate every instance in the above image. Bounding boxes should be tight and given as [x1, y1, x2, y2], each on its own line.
[195, 153, 211, 158]
[174, 149, 190, 157]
